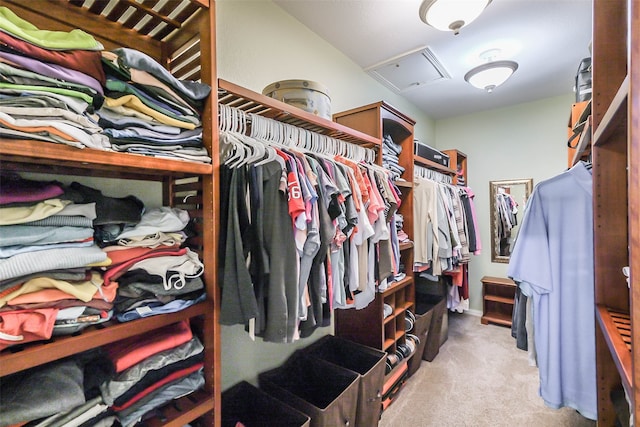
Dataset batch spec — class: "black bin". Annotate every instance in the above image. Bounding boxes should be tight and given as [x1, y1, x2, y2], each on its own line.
[259, 352, 359, 427]
[222, 381, 311, 427]
[407, 307, 434, 376]
[302, 335, 386, 427]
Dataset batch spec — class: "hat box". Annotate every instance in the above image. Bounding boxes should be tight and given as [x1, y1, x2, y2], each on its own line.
[262, 79, 331, 120]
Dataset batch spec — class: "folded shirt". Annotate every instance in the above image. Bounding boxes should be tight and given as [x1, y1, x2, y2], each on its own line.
[0, 6, 103, 50]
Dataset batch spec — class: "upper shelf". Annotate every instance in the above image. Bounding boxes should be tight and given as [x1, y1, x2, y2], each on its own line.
[4, 0, 209, 62]
[218, 79, 381, 149]
[0, 140, 213, 179]
[593, 75, 629, 147]
[414, 155, 457, 175]
[0, 0, 215, 180]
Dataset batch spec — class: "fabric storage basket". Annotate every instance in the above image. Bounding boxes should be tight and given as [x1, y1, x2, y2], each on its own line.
[301, 335, 386, 427]
[222, 381, 311, 427]
[262, 80, 332, 120]
[407, 307, 434, 377]
[417, 293, 446, 362]
[259, 352, 359, 427]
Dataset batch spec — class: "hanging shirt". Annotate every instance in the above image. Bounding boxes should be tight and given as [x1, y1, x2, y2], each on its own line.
[507, 161, 596, 420]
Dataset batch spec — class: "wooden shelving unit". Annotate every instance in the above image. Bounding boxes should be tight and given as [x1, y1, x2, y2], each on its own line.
[480, 276, 516, 327]
[442, 149, 467, 186]
[0, 1, 220, 425]
[592, 0, 639, 424]
[332, 101, 417, 402]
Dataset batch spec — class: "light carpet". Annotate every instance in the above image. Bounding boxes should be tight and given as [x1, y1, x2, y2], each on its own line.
[379, 312, 597, 427]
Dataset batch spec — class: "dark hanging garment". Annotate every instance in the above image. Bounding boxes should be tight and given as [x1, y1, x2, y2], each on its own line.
[219, 166, 259, 326]
[261, 161, 298, 343]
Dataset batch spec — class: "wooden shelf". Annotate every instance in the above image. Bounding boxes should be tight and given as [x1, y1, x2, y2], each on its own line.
[393, 305, 407, 317]
[384, 314, 395, 325]
[414, 155, 457, 175]
[145, 390, 215, 427]
[485, 295, 515, 304]
[383, 338, 396, 351]
[380, 276, 413, 296]
[0, 139, 213, 179]
[593, 75, 629, 147]
[399, 241, 414, 251]
[0, 302, 210, 377]
[481, 312, 512, 327]
[596, 305, 633, 397]
[218, 79, 381, 149]
[395, 180, 414, 189]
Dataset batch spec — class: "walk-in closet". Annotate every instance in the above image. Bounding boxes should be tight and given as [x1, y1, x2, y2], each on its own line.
[0, 0, 634, 426]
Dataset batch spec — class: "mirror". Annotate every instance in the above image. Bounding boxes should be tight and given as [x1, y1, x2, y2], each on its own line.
[490, 179, 533, 263]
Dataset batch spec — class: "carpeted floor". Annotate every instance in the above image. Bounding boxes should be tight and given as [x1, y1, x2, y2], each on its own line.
[379, 312, 597, 427]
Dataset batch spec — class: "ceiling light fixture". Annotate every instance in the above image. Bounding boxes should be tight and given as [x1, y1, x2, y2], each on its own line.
[464, 60, 518, 93]
[418, 0, 492, 35]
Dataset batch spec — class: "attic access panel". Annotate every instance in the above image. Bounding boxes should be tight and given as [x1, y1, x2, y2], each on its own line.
[366, 46, 451, 93]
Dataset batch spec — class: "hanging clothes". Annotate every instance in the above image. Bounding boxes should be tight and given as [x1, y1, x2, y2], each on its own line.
[507, 161, 596, 420]
[217, 110, 395, 342]
[495, 190, 519, 256]
[412, 169, 480, 312]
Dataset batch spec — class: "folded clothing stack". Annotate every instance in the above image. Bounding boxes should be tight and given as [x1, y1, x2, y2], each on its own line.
[382, 134, 405, 180]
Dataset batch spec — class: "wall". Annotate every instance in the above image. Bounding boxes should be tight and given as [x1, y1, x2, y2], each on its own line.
[216, 0, 435, 144]
[216, 0, 437, 390]
[434, 93, 574, 313]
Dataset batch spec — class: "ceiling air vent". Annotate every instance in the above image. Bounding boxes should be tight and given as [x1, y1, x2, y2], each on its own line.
[365, 46, 451, 93]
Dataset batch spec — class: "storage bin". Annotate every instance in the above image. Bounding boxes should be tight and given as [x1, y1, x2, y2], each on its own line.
[416, 293, 446, 362]
[575, 57, 592, 102]
[262, 80, 332, 120]
[259, 352, 359, 427]
[302, 335, 386, 427]
[407, 307, 433, 376]
[222, 381, 311, 427]
[414, 141, 450, 167]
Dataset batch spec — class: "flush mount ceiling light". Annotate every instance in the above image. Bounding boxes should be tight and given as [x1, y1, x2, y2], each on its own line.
[464, 60, 518, 93]
[419, 0, 492, 35]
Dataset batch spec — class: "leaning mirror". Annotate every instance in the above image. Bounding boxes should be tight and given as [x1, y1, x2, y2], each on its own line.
[490, 179, 533, 263]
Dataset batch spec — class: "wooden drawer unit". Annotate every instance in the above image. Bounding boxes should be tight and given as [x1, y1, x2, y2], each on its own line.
[481, 276, 516, 327]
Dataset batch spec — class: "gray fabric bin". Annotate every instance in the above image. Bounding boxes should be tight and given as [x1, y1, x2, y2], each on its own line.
[302, 335, 386, 426]
[259, 353, 359, 427]
[222, 381, 311, 427]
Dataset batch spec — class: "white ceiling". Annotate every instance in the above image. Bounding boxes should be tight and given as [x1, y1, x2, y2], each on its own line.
[273, 0, 593, 119]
